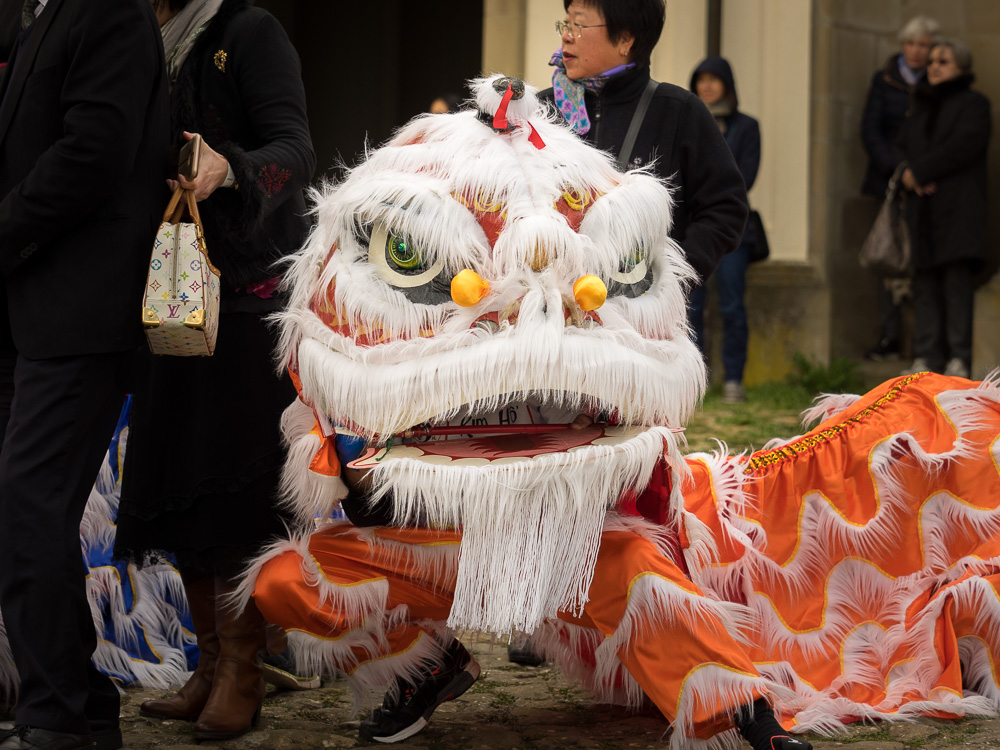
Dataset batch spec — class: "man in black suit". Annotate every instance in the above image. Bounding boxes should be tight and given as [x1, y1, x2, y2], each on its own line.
[0, 0, 168, 748]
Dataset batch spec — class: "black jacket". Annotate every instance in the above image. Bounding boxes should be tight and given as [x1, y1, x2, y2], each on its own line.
[896, 74, 991, 271]
[171, 0, 315, 293]
[861, 54, 920, 196]
[0, 0, 169, 358]
[689, 56, 760, 247]
[541, 66, 748, 283]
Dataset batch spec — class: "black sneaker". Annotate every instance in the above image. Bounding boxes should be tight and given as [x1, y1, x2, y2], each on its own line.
[507, 634, 545, 667]
[359, 639, 480, 744]
[864, 338, 900, 362]
[772, 738, 812, 750]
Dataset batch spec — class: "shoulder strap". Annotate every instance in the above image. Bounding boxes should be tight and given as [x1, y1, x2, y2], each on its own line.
[617, 78, 658, 171]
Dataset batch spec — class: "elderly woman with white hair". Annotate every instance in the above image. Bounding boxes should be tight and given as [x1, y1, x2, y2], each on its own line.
[859, 15, 940, 362]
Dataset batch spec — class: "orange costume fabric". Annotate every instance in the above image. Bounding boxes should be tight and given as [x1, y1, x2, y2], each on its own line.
[249, 372, 1000, 746]
[252, 521, 774, 746]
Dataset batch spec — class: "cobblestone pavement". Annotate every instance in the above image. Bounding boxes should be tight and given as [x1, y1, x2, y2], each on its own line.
[6, 640, 988, 749]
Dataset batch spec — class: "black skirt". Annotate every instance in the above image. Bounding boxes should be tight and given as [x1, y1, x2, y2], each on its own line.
[115, 310, 295, 573]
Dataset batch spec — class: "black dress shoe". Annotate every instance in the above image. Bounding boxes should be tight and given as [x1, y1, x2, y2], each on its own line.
[0, 726, 94, 750]
[86, 719, 120, 750]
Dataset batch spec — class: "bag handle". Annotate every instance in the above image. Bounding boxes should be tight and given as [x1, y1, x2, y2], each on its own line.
[161, 187, 221, 277]
[617, 78, 658, 171]
[886, 163, 907, 200]
[163, 186, 185, 223]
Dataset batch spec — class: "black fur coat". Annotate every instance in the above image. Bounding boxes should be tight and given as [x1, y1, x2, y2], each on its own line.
[171, 0, 315, 293]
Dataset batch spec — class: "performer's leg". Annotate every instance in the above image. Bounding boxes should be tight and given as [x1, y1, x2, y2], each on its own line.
[251, 525, 477, 743]
[563, 529, 808, 749]
[0, 353, 128, 734]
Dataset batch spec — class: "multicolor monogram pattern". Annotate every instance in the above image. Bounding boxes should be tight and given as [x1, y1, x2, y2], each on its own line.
[142, 215, 220, 356]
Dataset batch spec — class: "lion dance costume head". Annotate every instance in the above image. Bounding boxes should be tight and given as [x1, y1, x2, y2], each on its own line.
[274, 75, 704, 634]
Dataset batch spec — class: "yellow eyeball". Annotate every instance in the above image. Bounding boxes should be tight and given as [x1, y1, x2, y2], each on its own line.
[451, 269, 490, 307]
[573, 275, 607, 311]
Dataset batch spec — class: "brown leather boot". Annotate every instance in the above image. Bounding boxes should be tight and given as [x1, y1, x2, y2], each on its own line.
[192, 582, 267, 741]
[140, 575, 219, 721]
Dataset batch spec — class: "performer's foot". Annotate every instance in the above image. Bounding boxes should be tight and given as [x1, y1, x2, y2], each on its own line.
[359, 639, 480, 744]
[507, 634, 545, 667]
[735, 699, 812, 750]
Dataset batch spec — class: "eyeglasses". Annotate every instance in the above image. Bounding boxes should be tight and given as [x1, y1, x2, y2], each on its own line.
[555, 20, 606, 39]
[927, 57, 953, 66]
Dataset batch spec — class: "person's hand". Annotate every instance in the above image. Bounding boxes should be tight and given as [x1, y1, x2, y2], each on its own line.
[570, 413, 594, 430]
[167, 131, 231, 201]
[901, 167, 936, 197]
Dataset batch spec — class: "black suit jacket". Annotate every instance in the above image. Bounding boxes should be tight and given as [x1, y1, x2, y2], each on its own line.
[0, 0, 169, 358]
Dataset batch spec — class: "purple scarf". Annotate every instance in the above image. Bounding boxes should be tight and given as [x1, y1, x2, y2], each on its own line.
[550, 48, 635, 135]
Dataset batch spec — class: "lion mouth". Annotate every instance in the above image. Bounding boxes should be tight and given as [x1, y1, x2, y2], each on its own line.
[345, 422, 656, 469]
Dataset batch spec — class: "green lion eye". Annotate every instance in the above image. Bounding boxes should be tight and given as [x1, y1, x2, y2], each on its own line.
[607, 241, 653, 298]
[388, 234, 422, 269]
[618, 245, 645, 274]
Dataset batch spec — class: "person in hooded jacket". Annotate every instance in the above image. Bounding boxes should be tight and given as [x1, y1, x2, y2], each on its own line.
[687, 56, 760, 404]
[859, 16, 939, 362]
[895, 39, 990, 380]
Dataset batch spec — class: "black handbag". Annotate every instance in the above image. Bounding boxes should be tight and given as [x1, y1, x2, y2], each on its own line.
[748, 209, 769, 263]
[858, 166, 912, 277]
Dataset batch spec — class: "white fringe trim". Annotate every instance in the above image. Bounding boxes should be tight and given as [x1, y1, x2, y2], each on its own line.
[369, 427, 675, 633]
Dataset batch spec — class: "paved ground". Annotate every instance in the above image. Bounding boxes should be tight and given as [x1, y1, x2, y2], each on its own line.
[5, 639, 994, 749]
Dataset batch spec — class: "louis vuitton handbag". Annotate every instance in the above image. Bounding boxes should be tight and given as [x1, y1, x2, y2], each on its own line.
[141, 187, 221, 355]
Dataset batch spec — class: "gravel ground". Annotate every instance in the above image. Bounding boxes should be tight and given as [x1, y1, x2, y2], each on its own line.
[4, 639, 992, 749]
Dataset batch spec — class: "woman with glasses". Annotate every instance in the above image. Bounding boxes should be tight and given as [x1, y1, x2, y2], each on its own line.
[536, 8, 802, 750]
[541, 0, 748, 288]
[896, 39, 991, 380]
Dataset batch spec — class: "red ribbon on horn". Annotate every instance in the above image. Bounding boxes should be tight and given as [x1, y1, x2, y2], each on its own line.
[493, 83, 514, 130]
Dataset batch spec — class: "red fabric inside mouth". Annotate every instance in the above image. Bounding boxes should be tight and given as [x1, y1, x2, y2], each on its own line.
[403, 424, 605, 460]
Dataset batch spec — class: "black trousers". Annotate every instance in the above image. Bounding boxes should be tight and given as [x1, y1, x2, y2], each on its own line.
[0, 349, 129, 734]
[912, 262, 974, 371]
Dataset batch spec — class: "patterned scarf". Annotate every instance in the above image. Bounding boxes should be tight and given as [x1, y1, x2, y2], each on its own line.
[161, 0, 224, 89]
[549, 48, 635, 135]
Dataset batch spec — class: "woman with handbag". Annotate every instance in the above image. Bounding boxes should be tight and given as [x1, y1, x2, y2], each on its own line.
[895, 39, 990, 379]
[688, 56, 762, 404]
[114, 0, 315, 741]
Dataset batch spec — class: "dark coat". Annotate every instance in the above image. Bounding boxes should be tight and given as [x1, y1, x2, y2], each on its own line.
[0, 0, 170, 358]
[689, 56, 760, 246]
[861, 54, 920, 196]
[171, 0, 315, 294]
[541, 66, 748, 283]
[896, 74, 991, 271]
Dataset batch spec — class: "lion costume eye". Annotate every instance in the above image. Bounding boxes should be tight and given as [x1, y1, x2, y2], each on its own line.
[607, 243, 653, 298]
[367, 222, 452, 304]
